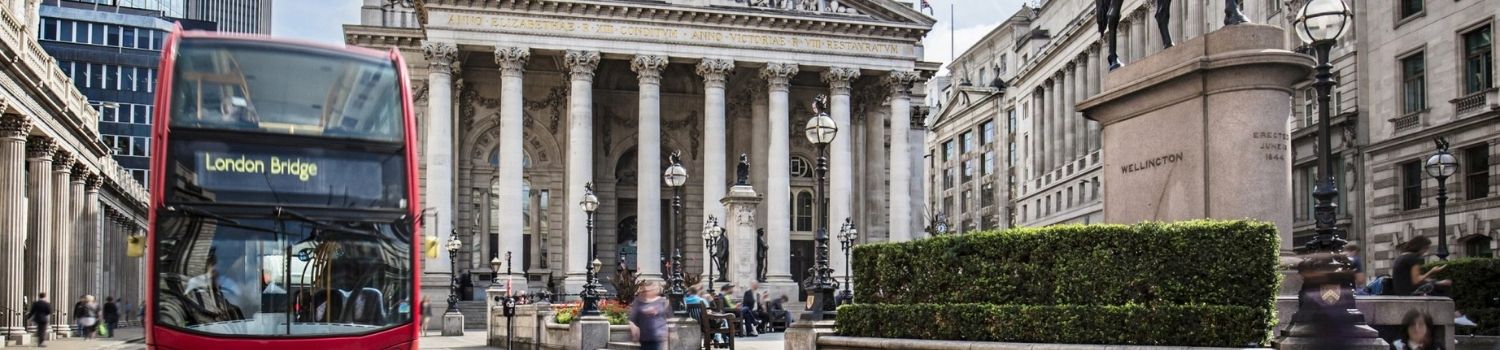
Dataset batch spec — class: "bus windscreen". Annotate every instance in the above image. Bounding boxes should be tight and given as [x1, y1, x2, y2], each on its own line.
[169, 40, 403, 142]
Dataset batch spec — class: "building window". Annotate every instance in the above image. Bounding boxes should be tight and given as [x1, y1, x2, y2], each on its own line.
[129, 169, 148, 186]
[1400, 0, 1422, 20]
[943, 196, 954, 219]
[1402, 161, 1423, 210]
[961, 190, 971, 212]
[997, 54, 1008, 75]
[981, 120, 995, 145]
[794, 191, 813, 231]
[961, 131, 975, 154]
[982, 151, 995, 175]
[790, 156, 812, 177]
[1466, 236, 1493, 258]
[943, 140, 955, 161]
[1303, 88, 1316, 128]
[1401, 52, 1427, 114]
[1463, 25, 1494, 94]
[962, 159, 975, 183]
[981, 183, 995, 207]
[1465, 145, 1490, 199]
[944, 167, 955, 189]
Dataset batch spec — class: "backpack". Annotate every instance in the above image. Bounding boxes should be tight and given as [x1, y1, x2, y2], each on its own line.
[1365, 276, 1392, 296]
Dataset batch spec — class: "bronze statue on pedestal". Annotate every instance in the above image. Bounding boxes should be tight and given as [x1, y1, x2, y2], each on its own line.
[1096, 0, 1249, 70]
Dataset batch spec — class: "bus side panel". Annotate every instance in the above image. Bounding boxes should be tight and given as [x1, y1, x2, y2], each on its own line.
[146, 24, 184, 349]
[392, 47, 424, 347]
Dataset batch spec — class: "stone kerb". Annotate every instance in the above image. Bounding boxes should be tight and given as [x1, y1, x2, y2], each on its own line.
[1077, 24, 1313, 252]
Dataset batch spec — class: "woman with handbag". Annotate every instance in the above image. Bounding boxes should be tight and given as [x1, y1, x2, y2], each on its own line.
[74, 295, 100, 340]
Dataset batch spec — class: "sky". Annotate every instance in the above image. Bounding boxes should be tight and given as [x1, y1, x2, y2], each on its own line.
[269, 0, 1024, 75]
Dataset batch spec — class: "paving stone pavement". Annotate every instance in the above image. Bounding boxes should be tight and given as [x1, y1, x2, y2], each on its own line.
[96, 327, 790, 349]
[6, 325, 145, 350]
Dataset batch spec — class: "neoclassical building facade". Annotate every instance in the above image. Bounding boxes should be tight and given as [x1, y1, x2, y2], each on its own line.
[346, 0, 938, 303]
[0, 0, 150, 343]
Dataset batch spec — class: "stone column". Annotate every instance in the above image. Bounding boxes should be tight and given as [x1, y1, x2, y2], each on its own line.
[908, 111, 928, 237]
[886, 71, 917, 242]
[1062, 64, 1077, 165]
[49, 150, 72, 335]
[563, 50, 600, 291]
[1118, 19, 1133, 62]
[821, 67, 859, 280]
[1132, 12, 1148, 61]
[1051, 77, 1064, 173]
[632, 54, 668, 281]
[760, 63, 798, 284]
[1040, 82, 1052, 173]
[721, 184, 761, 286]
[1186, 0, 1203, 39]
[0, 113, 31, 341]
[1170, 0, 1184, 46]
[1088, 45, 1103, 152]
[751, 89, 769, 231]
[1074, 57, 1089, 157]
[862, 95, 888, 241]
[420, 41, 458, 275]
[82, 175, 100, 300]
[66, 164, 85, 301]
[1031, 90, 1043, 181]
[494, 46, 529, 287]
[24, 137, 55, 319]
[698, 59, 734, 236]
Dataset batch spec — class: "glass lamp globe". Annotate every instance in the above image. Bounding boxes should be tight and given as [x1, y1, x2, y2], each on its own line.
[1293, 0, 1351, 45]
[664, 162, 688, 187]
[805, 113, 838, 145]
[580, 187, 600, 213]
[447, 236, 462, 253]
[1426, 151, 1458, 178]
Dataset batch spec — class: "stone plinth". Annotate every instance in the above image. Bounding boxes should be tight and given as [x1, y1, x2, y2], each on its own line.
[1077, 24, 1313, 252]
[574, 315, 610, 350]
[785, 319, 837, 350]
[666, 317, 702, 350]
[442, 311, 465, 336]
[720, 184, 760, 287]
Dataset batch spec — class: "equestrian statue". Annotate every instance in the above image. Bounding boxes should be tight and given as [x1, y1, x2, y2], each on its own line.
[1096, 0, 1249, 70]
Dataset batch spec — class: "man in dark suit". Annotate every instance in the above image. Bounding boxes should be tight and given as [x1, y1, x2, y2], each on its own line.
[740, 283, 760, 336]
[26, 293, 53, 347]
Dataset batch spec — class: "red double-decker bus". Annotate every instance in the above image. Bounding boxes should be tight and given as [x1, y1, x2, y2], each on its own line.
[145, 28, 422, 350]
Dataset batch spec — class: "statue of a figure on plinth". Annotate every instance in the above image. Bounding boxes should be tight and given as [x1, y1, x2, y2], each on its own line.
[736, 153, 750, 186]
[1096, 0, 1249, 70]
[756, 228, 768, 282]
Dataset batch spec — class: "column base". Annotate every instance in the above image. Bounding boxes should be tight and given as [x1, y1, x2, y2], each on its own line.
[4, 329, 28, 346]
[442, 311, 465, 336]
[763, 276, 800, 309]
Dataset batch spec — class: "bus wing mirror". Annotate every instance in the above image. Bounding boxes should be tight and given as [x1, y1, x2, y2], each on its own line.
[127, 235, 146, 258]
[424, 235, 440, 258]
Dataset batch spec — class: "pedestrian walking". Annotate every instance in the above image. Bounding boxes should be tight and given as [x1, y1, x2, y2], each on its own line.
[103, 297, 120, 337]
[74, 295, 100, 340]
[628, 281, 669, 350]
[420, 296, 432, 336]
[25, 293, 52, 347]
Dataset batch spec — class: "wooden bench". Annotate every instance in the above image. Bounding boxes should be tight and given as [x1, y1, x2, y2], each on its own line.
[700, 309, 738, 350]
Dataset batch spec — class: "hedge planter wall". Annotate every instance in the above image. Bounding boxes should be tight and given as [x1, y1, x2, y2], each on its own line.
[843, 220, 1281, 347]
[1427, 258, 1500, 335]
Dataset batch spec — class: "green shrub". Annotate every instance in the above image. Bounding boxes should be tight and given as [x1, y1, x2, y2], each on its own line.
[1426, 258, 1500, 335]
[853, 220, 1281, 308]
[838, 303, 1272, 347]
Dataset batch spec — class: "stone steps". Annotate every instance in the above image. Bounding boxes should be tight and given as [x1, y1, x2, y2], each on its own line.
[456, 301, 489, 329]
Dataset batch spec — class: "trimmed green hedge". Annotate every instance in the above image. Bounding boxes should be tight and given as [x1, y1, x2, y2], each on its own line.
[1427, 258, 1500, 335]
[838, 303, 1272, 347]
[852, 220, 1281, 308]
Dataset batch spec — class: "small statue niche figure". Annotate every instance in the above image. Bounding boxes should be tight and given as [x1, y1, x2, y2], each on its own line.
[1096, 0, 1249, 70]
[736, 153, 751, 186]
[756, 228, 769, 282]
[811, 94, 828, 116]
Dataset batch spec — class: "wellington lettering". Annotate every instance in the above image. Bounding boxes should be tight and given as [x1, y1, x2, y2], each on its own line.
[1120, 152, 1185, 174]
[203, 153, 320, 181]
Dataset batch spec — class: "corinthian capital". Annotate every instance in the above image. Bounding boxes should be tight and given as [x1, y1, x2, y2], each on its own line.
[0, 113, 33, 139]
[422, 41, 458, 70]
[494, 46, 530, 76]
[86, 173, 102, 191]
[885, 70, 919, 95]
[631, 54, 669, 83]
[71, 162, 89, 180]
[564, 50, 601, 81]
[696, 58, 735, 87]
[52, 149, 75, 171]
[26, 135, 55, 159]
[760, 63, 799, 90]
[821, 66, 861, 95]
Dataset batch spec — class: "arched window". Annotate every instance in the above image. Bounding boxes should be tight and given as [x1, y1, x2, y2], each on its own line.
[615, 149, 637, 185]
[790, 156, 812, 178]
[490, 150, 532, 168]
[795, 191, 814, 231]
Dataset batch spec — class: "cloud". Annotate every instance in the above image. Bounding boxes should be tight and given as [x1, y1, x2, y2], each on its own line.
[271, 0, 362, 45]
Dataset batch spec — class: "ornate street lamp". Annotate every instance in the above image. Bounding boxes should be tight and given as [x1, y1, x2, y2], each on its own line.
[702, 215, 724, 293]
[445, 235, 462, 313]
[802, 95, 839, 321]
[1282, 2, 1385, 348]
[1426, 138, 1458, 261]
[837, 218, 857, 305]
[580, 182, 603, 316]
[663, 151, 689, 317]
